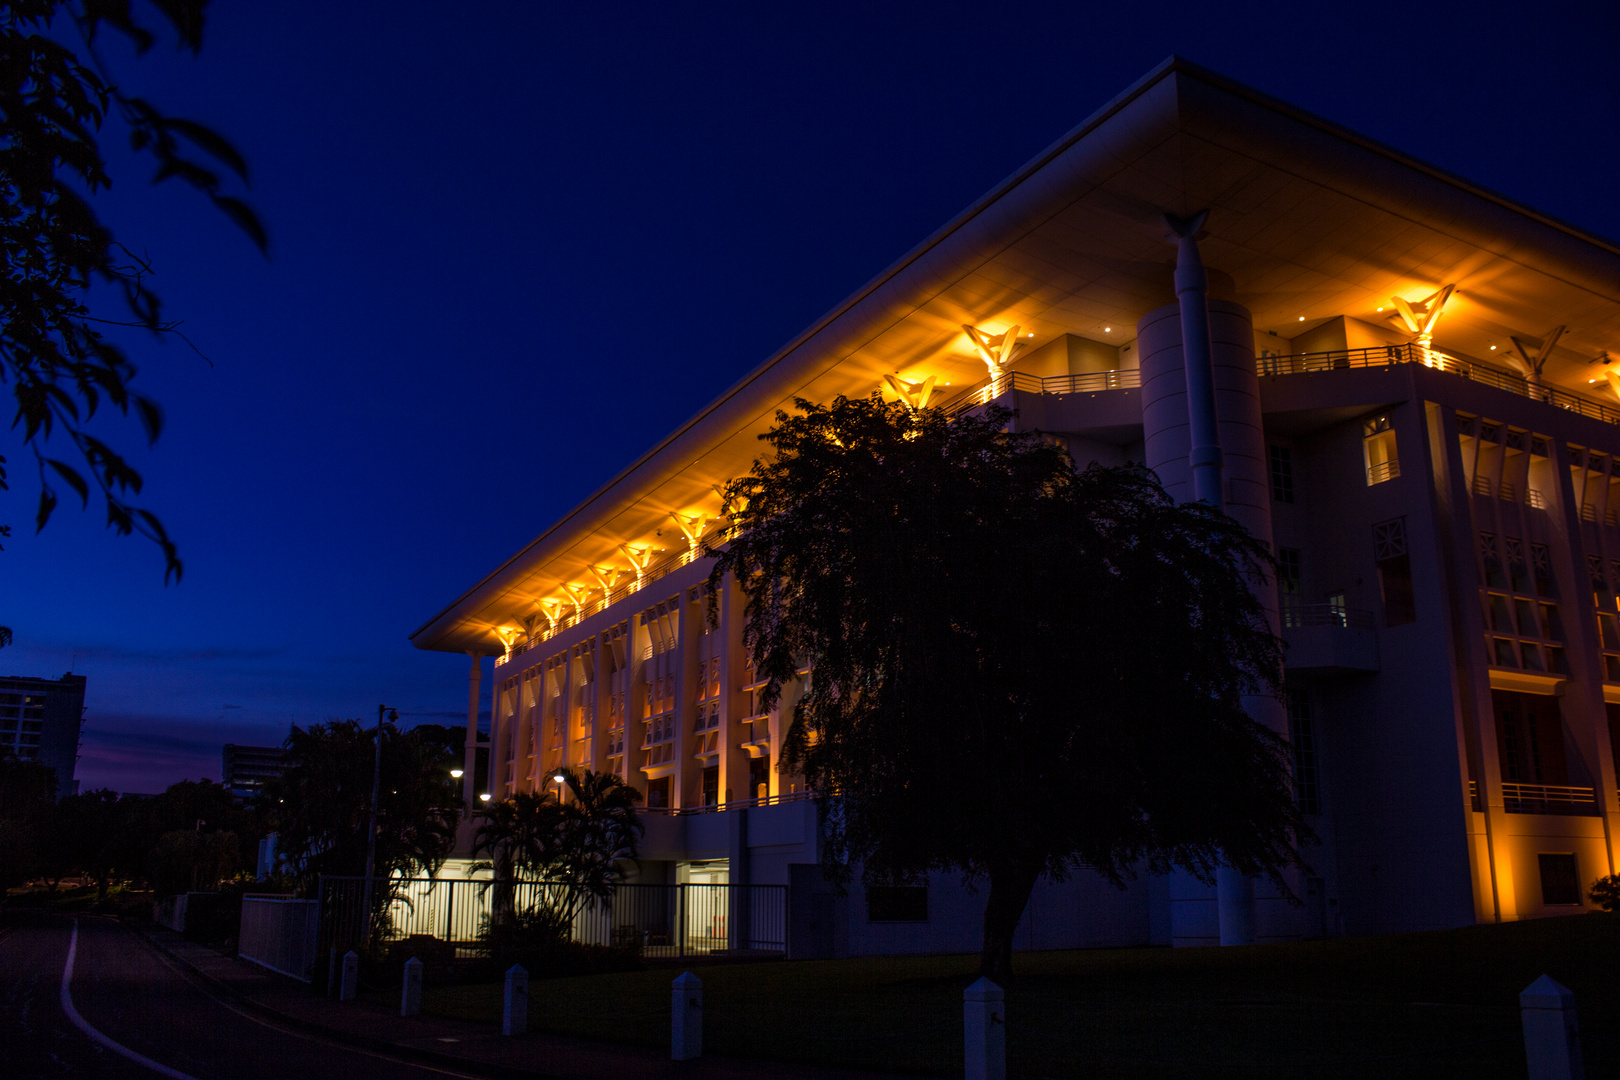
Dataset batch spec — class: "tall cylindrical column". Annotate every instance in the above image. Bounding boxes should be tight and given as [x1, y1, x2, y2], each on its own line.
[464, 652, 482, 807]
[1139, 294, 1290, 945]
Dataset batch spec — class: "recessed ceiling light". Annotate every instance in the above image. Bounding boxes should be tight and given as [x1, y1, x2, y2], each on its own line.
[1377, 306, 1385, 311]
[1298, 316, 1306, 322]
[1490, 345, 1496, 350]
[1104, 327, 1111, 332]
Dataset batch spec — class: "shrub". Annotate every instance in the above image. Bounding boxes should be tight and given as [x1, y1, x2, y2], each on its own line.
[1590, 874, 1620, 912]
[477, 907, 642, 980]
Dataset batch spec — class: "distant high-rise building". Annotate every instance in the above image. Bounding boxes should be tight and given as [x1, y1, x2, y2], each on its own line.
[221, 743, 290, 800]
[0, 672, 86, 796]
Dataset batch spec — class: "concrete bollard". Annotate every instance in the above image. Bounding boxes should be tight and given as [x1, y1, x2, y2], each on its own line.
[503, 965, 529, 1036]
[672, 971, 702, 1060]
[339, 950, 359, 1002]
[963, 977, 1005, 1080]
[1522, 975, 1584, 1080]
[401, 957, 423, 1017]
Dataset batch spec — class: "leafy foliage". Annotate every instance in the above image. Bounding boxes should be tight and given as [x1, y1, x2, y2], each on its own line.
[1591, 874, 1620, 913]
[265, 718, 461, 894]
[0, 0, 265, 581]
[472, 767, 643, 926]
[709, 393, 1306, 980]
[0, 748, 56, 888]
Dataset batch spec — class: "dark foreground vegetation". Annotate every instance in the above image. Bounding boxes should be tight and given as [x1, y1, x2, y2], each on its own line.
[416, 914, 1619, 1080]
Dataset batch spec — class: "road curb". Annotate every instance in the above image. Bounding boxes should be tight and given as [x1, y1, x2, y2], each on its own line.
[127, 919, 563, 1080]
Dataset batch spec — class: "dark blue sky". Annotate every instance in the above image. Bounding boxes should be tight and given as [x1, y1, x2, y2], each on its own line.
[4, 2, 1617, 792]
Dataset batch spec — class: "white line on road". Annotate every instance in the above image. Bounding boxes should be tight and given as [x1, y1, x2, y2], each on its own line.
[60, 917, 201, 1080]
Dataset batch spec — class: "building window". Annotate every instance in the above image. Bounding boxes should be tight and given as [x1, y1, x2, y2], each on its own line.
[1531, 544, 1554, 597]
[1277, 547, 1302, 607]
[1286, 687, 1320, 815]
[1373, 517, 1416, 626]
[1538, 854, 1582, 906]
[1363, 414, 1399, 485]
[867, 886, 928, 922]
[1268, 444, 1295, 504]
[646, 776, 671, 809]
[1479, 533, 1505, 589]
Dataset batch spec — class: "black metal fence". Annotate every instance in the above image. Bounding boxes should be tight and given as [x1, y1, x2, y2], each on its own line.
[319, 876, 787, 960]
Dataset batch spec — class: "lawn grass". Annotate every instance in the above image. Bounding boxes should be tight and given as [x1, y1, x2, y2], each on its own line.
[423, 914, 1620, 1078]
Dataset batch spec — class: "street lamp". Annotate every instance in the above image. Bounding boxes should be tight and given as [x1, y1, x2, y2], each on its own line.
[479, 793, 492, 803]
[450, 768, 464, 778]
[362, 703, 398, 941]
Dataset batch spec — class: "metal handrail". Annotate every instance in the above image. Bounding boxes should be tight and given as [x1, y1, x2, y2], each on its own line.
[1282, 603, 1376, 631]
[1501, 781, 1598, 815]
[943, 368, 1141, 416]
[639, 787, 818, 817]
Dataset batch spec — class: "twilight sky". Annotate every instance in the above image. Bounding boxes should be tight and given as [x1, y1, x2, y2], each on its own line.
[4, 2, 1617, 793]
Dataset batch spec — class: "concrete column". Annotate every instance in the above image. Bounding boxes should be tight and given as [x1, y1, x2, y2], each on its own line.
[727, 808, 750, 951]
[1522, 976, 1584, 1080]
[672, 971, 703, 1060]
[1142, 213, 1290, 947]
[463, 653, 482, 807]
[503, 965, 529, 1036]
[963, 977, 1006, 1080]
[401, 957, 422, 1016]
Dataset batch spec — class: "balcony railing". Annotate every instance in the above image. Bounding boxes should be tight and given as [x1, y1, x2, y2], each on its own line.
[1258, 343, 1620, 423]
[1282, 603, 1376, 631]
[640, 787, 818, 817]
[1502, 781, 1598, 816]
[944, 368, 1141, 415]
[1366, 459, 1400, 485]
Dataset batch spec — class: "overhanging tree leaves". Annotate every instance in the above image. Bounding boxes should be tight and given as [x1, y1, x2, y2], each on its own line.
[1, 0, 267, 582]
[267, 719, 461, 895]
[709, 393, 1306, 982]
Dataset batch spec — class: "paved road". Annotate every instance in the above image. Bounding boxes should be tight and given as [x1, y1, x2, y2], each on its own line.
[0, 914, 478, 1079]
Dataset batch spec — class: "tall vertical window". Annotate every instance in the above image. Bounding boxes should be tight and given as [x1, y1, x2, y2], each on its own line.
[1286, 687, 1320, 815]
[1269, 444, 1295, 504]
[1363, 414, 1399, 485]
[1373, 518, 1416, 626]
[1277, 547, 1302, 611]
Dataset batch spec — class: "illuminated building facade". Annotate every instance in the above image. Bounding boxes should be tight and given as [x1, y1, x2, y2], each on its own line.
[413, 59, 1620, 951]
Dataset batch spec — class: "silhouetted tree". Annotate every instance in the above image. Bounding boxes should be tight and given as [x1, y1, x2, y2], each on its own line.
[267, 719, 460, 894]
[472, 768, 642, 926]
[710, 394, 1306, 982]
[0, 749, 56, 888]
[1, 1, 265, 580]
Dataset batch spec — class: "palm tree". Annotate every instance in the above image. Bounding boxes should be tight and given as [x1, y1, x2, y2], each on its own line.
[553, 768, 644, 918]
[470, 790, 565, 920]
[472, 769, 643, 928]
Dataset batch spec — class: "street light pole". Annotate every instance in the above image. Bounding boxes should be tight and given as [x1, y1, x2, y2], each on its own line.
[362, 704, 397, 943]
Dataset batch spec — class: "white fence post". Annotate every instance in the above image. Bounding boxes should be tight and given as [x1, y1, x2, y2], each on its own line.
[672, 970, 702, 1060]
[401, 957, 423, 1017]
[963, 977, 1005, 1080]
[1522, 975, 1584, 1080]
[503, 965, 528, 1036]
[339, 950, 359, 1002]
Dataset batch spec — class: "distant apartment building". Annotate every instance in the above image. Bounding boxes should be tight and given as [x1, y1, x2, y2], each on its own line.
[0, 672, 86, 796]
[221, 743, 289, 800]
[412, 59, 1620, 954]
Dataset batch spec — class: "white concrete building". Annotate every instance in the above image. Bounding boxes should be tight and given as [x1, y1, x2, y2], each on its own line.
[412, 59, 1620, 954]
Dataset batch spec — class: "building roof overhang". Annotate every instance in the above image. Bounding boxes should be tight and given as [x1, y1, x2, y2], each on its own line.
[412, 56, 1620, 656]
